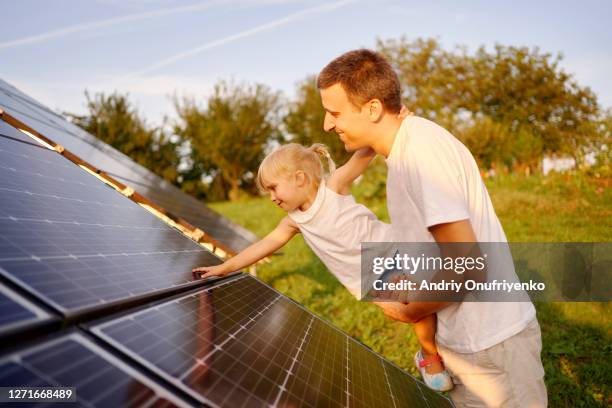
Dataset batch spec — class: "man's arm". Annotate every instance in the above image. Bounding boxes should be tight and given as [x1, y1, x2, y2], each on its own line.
[429, 219, 478, 243]
[375, 219, 478, 323]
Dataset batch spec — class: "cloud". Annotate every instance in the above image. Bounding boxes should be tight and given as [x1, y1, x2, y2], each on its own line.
[8, 74, 219, 126]
[385, 6, 417, 17]
[0, 0, 222, 50]
[101, 75, 215, 97]
[455, 12, 469, 23]
[119, 0, 357, 81]
[11, 74, 217, 102]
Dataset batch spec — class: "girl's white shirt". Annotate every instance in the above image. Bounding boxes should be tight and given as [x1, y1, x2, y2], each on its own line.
[288, 179, 399, 299]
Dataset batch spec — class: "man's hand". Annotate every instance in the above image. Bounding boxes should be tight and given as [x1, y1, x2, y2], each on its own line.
[369, 271, 411, 303]
[377, 219, 480, 320]
[373, 301, 414, 323]
[374, 301, 447, 324]
[192, 264, 229, 280]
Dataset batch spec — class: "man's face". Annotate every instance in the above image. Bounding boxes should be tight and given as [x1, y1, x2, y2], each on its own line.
[320, 83, 371, 152]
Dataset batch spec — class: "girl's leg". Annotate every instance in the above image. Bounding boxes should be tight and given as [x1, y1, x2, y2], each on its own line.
[413, 314, 444, 374]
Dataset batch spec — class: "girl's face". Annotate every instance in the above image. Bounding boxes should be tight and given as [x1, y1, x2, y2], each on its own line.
[264, 172, 308, 212]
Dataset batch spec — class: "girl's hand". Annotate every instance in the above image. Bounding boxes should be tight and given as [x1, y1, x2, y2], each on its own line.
[398, 105, 414, 119]
[192, 264, 228, 280]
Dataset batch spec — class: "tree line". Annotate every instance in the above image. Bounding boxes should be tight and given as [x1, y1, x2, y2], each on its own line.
[67, 37, 611, 201]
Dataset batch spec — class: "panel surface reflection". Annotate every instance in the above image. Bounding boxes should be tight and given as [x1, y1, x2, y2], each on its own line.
[0, 80, 256, 253]
[93, 275, 454, 408]
[0, 121, 219, 315]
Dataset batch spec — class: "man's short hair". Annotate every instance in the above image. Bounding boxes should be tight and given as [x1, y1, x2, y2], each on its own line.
[317, 49, 402, 114]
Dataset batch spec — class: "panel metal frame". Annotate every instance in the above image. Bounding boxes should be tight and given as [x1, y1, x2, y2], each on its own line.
[0, 280, 59, 344]
[0, 329, 195, 407]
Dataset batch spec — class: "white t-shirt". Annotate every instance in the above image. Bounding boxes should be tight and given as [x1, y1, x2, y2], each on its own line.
[386, 116, 536, 353]
[288, 180, 396, 299]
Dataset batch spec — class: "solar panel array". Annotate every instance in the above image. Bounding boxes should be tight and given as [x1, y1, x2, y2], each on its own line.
[0, 78, 257, 254]
[0, 83, 454, 407]
[91, 275, 448, 408]
[0, 332, 191, 407]
[0, 120, 219, 318]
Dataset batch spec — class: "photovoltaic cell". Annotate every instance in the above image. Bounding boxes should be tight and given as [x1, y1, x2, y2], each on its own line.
[0, 332, 191, 407]
[276, 318, 347, 407]
[92, 275, 454, 408]
[0, 282, 54, 338]
[0, 79, 258, 253]
[0, 120, 220, 316]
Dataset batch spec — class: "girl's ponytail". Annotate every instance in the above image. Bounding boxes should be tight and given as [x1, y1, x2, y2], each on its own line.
[309, 143, 336, 176]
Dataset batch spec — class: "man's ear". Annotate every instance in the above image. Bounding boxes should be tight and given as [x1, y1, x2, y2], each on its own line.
[366, 99, 384, 122]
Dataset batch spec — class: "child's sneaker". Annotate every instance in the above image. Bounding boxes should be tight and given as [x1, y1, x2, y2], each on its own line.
[414, 350, 454, 392]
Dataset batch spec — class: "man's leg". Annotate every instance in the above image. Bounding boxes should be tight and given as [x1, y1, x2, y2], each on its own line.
[437, 318, 547, 408]
[500, 318, 547, 407]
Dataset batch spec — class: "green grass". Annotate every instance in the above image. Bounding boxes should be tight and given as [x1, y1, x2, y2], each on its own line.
[485, 172, 611, 241]
[209, 172, 611, 407]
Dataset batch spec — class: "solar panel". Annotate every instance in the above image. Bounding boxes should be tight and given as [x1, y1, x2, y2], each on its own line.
[0, 82, 454, 408]
[0, 79, 258, 254]
[0, 331, 191, 407]
[0, 282, 55, 339]
[92, 274, 454, 408]
[0, 120, 220, 317]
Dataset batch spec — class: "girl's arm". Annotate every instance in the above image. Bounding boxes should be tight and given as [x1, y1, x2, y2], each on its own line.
[327, 148, 377, 195]
[192, 216, 299, 279]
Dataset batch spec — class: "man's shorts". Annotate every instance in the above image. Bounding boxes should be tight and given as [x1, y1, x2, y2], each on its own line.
[437, 318, 547, 408]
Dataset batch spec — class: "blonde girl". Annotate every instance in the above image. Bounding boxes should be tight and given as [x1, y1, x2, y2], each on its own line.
[192, 143, 453, 391]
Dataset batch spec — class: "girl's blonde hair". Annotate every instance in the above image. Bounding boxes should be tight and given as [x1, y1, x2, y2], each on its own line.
[256, 143, 336, 192]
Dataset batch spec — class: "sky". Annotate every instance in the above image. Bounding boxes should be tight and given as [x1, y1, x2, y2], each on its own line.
[1, 0, 611, 127]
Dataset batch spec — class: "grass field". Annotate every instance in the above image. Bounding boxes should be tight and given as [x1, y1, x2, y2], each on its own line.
[209, 171, 611, 407]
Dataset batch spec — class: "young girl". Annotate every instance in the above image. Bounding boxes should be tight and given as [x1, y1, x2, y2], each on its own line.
[192, 143, 453, 392]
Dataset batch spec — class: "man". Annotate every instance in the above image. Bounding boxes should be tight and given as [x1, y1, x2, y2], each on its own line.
[318, 48, 547, 407]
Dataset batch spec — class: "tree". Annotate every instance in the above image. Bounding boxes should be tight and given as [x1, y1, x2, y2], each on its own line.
[283, 75, 351, 165]
[67, 91, 180, 184]
[174, 81, 281, 201]
[377, 37, 603, 170]
[377, 38, 459, 127]
[586, 109, 611, 177]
